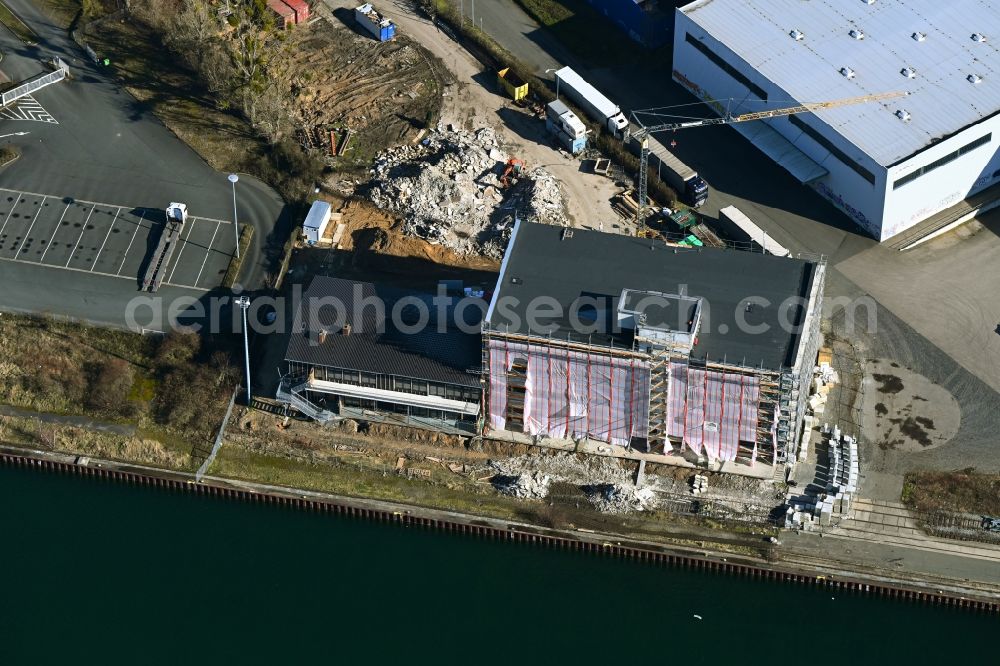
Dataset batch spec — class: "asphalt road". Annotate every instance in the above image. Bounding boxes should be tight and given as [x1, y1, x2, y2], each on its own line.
[0, 0, 286, 330]
[442, 0, 567, 73]
[438, 1, 1000, 473]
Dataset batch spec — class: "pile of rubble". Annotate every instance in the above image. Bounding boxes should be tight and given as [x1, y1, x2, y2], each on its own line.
[491, 471, 552, 499]
[490, 452, 633, 487]
[488, 453, 660, 512]
[584, 483, 658, 514]
[367, 126, 568, 259]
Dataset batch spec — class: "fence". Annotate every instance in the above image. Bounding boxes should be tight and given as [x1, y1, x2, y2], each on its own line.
[196, 387, 238, 481]
[1, 59, 69, 107]
[652, 490, 779, 529]
[918, 511, 1000, 546]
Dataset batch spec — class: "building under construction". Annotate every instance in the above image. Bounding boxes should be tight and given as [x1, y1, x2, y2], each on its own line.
[483, 221, 825, 469]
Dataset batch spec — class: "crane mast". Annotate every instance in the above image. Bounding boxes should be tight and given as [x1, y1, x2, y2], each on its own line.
[630, 91, 908, 224]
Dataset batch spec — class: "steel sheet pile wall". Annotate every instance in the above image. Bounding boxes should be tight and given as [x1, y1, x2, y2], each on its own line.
[667, 360, 760, 462]
[488, 339, 650, 446]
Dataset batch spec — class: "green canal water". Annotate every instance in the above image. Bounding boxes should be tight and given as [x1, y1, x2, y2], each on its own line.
[0, 466, 994, 663]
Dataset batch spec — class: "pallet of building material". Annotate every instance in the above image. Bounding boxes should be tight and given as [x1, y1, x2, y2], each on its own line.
[614, 188, 652, 219]
[689, 222, 725, 248]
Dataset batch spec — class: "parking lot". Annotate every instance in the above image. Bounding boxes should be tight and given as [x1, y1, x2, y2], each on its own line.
[0, 188, 236, 292]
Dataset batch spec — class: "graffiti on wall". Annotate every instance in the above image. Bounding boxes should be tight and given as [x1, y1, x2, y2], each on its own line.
[880, 190, 963, 237]
[672, 69, 726, 117]
[813, 181, 877, 235]
[971, 171, 999, 193]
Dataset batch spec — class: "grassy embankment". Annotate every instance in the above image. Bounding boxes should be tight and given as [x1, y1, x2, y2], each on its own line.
[33, 0, 80, 29]
[0, 0, 37, 44]
[0, 146, 19, 167]
[903, 470, 1000, 516]
[0, 315, 236, 472]
[222, 224, 255, 288]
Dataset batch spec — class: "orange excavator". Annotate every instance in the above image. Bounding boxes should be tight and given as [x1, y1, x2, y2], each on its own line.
[500, 158, 524, 188]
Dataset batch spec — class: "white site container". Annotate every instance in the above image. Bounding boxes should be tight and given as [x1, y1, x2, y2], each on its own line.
[303, 200, 332, 244]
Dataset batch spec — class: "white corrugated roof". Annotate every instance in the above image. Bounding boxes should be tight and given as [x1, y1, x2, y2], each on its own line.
[681, 0, 1000, 165]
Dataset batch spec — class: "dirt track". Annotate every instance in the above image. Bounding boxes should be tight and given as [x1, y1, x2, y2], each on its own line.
[323, 0, 623, 232]
[287, 13, 448, 168]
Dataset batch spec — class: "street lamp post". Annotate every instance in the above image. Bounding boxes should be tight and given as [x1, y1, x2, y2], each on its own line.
[228, 173, 240, 259]
[236, 295, 252, 406]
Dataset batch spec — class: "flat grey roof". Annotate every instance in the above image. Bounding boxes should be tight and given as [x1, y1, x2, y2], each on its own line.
[286, 276, 483, 388]
[486, 222, 817, 370]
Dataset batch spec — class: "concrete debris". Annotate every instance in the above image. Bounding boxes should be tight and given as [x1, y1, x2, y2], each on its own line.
[489, 452, 632, 487]
[487, 453, 777, 517]
[367, 126, 568, 259]
[491, 471, 552, 499]
[489, 453, 657, 513]
[584, 483, 657, 514]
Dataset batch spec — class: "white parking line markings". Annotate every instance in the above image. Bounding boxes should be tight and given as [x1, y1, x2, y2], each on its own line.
[91, 207, 122, 271]
[117, 210, 146, 275]
[0, 189, 226, 293]
[191, 221, 221, 288]
[0, 253, 209, 291]
[166, 216, 196, 284]
[66, 204, 97, 267]
[28, 202, 68, 261]
[0, 193, 23, 238]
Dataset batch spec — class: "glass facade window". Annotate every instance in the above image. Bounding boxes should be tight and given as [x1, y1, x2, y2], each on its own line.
[684, 33, 768, 100]
[301, 363, 478, 403]
[893, 133, 993, 190]
[789, 115, 876, 185]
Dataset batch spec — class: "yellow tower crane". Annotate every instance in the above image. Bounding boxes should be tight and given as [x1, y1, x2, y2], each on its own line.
[629, 90, 910, 224]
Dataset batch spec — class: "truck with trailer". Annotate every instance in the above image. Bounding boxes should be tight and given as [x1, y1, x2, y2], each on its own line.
[717, 205, 789, 256]
[497, 67, 528, 102]
[545, 100, 587, 154]
[142, 203, 188, 292]
[554, 66, 629, 135]
[630, 132, 709, 207]
[355, 3, 396, 42]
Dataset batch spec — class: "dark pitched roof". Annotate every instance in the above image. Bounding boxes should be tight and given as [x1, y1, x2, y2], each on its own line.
[487, 222, 817, 370]
[285, 277, 483, 388]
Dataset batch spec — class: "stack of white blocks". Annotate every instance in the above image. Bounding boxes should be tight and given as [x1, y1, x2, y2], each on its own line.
[691, 474, 709, 496]
[785, 426, 859, 530]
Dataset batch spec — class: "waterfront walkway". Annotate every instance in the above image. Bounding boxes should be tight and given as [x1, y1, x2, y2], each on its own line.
[0, 404, 134, 436]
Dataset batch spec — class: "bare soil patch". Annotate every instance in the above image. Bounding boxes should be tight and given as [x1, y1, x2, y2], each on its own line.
[288, 21, 450, 171]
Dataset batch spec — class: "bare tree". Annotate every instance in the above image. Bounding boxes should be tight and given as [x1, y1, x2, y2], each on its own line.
[172, 0, 217, 48]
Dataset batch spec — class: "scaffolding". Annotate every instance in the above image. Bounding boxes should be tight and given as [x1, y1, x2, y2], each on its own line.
[483, 328, 791, 466]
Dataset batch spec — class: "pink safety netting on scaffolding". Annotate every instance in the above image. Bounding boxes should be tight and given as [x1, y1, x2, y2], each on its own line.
[487, 339, 650, 446]
[666, 360, 760, 462]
